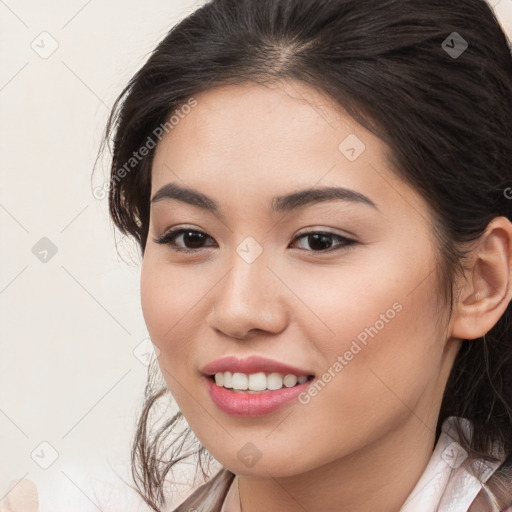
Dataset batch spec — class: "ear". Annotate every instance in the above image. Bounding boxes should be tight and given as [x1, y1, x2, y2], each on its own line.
[450, 216, 512, 341]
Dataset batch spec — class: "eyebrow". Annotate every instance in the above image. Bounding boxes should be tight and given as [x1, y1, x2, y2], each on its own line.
[150, 182, 379, 219]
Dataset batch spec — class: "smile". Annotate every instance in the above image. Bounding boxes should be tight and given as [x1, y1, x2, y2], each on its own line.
[204, 373, 315, 417]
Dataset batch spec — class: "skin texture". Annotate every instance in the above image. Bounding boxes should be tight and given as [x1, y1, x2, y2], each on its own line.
[140, 80, 512, 512]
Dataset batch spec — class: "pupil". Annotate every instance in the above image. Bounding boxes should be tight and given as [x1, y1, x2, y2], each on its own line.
[309, 234, 331, 251]
[184, 231, 205, 248]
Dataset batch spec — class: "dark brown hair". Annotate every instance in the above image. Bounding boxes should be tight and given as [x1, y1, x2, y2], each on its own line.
[94, 0, 512, 509]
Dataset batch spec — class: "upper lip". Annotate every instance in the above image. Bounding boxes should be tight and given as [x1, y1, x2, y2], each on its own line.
[201, 355, 314, 377]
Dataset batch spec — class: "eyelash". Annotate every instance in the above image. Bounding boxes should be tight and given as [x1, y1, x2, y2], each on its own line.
[153, 227, 357, 254]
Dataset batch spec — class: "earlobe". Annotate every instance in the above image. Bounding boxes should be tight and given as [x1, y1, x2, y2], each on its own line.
[450, 216, 512, 341]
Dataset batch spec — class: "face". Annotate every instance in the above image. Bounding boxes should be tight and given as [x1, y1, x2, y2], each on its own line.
[140, 80, 459, 477]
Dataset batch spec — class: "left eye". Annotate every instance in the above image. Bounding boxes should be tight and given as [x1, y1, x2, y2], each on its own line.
[291, 230, 357, 252]
[153, 228, 357, 253]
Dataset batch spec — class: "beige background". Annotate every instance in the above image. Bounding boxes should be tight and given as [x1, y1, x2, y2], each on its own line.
[1, 1, 511, 510]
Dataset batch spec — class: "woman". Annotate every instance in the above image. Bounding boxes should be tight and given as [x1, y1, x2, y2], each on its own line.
[98, 0, 512, 510]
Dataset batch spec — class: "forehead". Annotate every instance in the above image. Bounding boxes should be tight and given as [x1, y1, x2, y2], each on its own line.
[150, 80, 429, 223]
[152, 80, 363, 179]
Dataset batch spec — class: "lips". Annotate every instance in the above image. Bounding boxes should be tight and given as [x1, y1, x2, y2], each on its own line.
[200, 355, 315, 377]
[203, 375, 314, 416]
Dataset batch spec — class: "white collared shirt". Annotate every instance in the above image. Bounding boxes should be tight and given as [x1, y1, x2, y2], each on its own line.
[221, 416, 508, 512]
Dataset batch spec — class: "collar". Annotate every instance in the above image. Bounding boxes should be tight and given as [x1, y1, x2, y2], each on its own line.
[400, 415, 505, 511]
[220, 416, 507, 512]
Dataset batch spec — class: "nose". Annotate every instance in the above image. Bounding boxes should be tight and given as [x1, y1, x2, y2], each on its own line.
[206, 246, 289, 340]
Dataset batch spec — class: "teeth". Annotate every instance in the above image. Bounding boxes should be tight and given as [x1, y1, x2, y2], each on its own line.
[213, 371, 310, 392]
[283, 374, 297, 387]
[267, 372, 283, 390]
[232, 372, 248, 390]
[214, 372, 224, 386]
[223, 371, 233, 388]
[248, 372, 267, 391]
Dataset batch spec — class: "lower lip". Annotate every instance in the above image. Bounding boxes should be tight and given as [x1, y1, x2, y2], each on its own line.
[203, 375, 314, 417]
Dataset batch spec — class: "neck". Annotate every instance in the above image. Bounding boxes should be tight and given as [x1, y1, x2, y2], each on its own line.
[238, 412, 437, 512]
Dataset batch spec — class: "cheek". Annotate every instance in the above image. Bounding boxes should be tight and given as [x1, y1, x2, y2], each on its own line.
[140, 250, 202, 336]
[140, 253, 199, 373]
[139, 251, 221, 416]
[288, 253, 443, 422]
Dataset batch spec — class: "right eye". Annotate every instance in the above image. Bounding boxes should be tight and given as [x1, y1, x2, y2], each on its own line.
[153, 228, 217, 253]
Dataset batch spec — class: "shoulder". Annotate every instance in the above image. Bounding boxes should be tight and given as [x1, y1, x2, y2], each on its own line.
[171, 468, 235, 512]
[468, 460, 512, 512]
